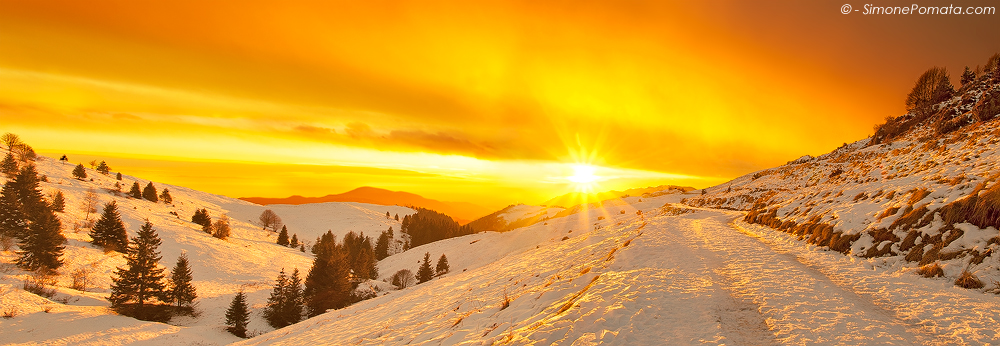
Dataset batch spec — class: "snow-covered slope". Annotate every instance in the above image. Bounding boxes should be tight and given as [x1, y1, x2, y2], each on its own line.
[683, 68, 1000, 293]
[0, 148, 413, 345]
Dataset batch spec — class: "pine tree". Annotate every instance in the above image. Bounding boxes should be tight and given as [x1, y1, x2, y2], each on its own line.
[225, 291, 250, 338]
[417, 252, 433, 283]
[304, 234, 351, 317]
[191, 208, 211, 228]
[263, 268, 289, 328]
[90, 201, 129, 252]
[962, 66, 977, 86]
[142, 182, 158, 202]
[285, 268, 304, 325]
[72, 164, 87, 180]
[1, 152, 17, 179]
[0, 181, 23, 239]
[129, 182, 142, 199]
[96, 161, 111, 175]
[394, 214, 399, 221]
[167, 253, 197, 308]
[116, 172, 122, 180]
[108, 221, 167, 314]
[386, 211, 390, 219]
[50, 190, 65, 212]
[290, 233, 299, 247]
[159, 188, 172, 204]
[13, 165, 65, 271]
[277, 225, 290, 246]
[436, 253, 449, 275]
[374, 230, 390, 260]
[299, 244, 305, 252]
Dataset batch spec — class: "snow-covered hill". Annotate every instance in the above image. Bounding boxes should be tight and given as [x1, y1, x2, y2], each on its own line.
[0, 148, 414, 344]
[684, 65, 1000, 293]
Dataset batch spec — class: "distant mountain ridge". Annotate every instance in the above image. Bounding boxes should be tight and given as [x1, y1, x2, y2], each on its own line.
[240, 186, 492, 223]
[542, 185, 696, 208]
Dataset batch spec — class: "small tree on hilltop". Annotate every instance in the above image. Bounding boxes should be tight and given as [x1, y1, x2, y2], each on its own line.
[225, 291, 250, 338]
[277, 225, 290, 246]
[258, 209, 282, 232]
[142, 182, 158, 203]
[906, 67, 954, 116]
[166, 253, 197, 309]
[96, 161, 111, 175]
[191, 208, 211, 228]
[129, 182, 142, 199]
[72, 164, 87, 180]
[436, 254, 450, 275]
[90, 201, 129, 252]
[108, 221, 167, 318]
[159, 188, 172, 204]
[81, 187, 99, 220]
[1, 132, 21, 149]
[116, 172, 122, 180]
[961, 66, 977, 87]
[417, 252, 434, 284]
[289, 233, 299, 248]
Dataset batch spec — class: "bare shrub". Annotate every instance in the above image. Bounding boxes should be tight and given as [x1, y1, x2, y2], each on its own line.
[258, 209, 282, 232]
[917, 263, 944, 278]
[23, 271, 57, 298]
[955, 271, 984, 289]
[391, 269, 415, 289]
[71, 267, 92, 292]
[80, 188, 100, 221]
[212, 215, 232, 240]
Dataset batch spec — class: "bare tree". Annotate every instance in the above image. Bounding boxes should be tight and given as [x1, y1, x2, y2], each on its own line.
[81, 188, 100, 221]
[213, 215, 232, 240]
[391, 269, 415, 289]
[258, 209, 282, 232]
[1, 133, 21, 149]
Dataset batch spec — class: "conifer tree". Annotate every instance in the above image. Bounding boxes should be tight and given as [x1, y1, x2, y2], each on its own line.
[108, 221, 167, 314]
[1, 152, 17, 179]
[299, 244, 305, 252]
[289, 233, 299, 248]
[0, 181, 22, 239]
[285, 268, 303, 324]
[90, 201, 129, 252]
[129, 182, 142, 199]
[116, 172, 123, 180]
[962, 66, 977, 86]
[417, 252, 433, 283]
[386, 211, 390, 219]
[394, 214, 399, 221]
[304, 233, 351, 317]
[13, 165, 65, 271]
[374, 230, 390, 260]
[167, 253, 197, 308]
[96, 161, 111, 175]
[50, 190, 65, 212]
[277, 225, 290, 246]
[191, 208, 211, 228]
[436, 253, 449, 275]
[225, 291, 250, 338]
[160, 188, 172, 204]
[263, 268, 289, 327]
[142, 182, 158, 202]
[72, 164, 87, 180]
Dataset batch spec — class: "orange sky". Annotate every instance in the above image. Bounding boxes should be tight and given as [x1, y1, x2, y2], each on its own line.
[1, 0, 997, 209]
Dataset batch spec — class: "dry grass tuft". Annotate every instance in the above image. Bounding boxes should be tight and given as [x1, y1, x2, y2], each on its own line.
[955, 271, 984, 289]
[917, 262, 944, 278]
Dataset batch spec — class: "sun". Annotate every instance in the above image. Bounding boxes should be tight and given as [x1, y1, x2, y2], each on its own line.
[567, 164, 601, 191]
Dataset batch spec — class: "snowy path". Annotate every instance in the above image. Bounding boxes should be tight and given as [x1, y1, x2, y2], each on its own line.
[242, 205, 1000, 345]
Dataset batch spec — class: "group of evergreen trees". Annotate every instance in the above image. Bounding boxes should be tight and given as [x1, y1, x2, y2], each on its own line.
[107, 220, 197, 321]
[0, 163, 66, 272]
[416, 252, 449, 284]
[263, 268, 304, 328]
[276, 225, 303, 251]
[401, 208, 474, 249]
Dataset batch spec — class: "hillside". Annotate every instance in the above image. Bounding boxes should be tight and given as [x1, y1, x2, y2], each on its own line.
[0, 148, 414, 344]
[684, 59, 1000, 288]
[541, 185, 695, 209]
[240, 187, 491, 224]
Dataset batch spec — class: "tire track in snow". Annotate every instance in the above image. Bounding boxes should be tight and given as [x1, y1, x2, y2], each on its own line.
[674, 210, 941, 345]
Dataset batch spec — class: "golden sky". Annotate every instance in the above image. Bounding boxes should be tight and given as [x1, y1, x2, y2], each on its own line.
[1, 0, 997, 209]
